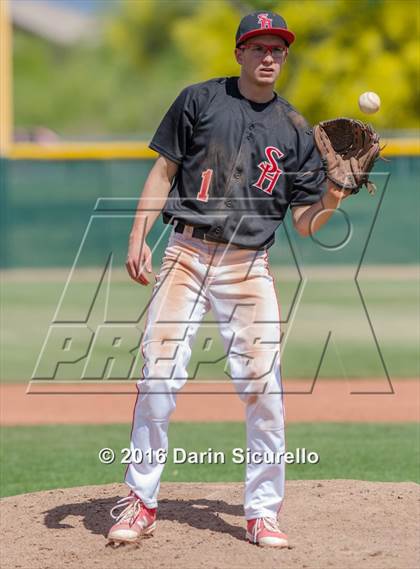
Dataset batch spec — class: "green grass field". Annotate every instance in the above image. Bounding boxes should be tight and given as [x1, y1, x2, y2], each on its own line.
[1, 269, 418, 382]
[1, 422, 418, 498]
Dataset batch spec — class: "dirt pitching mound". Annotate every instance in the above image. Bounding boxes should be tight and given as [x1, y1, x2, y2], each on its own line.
[1, 481, 419, 569]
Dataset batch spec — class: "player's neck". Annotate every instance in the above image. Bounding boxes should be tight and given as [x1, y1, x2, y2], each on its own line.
[237, 76, 275, 104]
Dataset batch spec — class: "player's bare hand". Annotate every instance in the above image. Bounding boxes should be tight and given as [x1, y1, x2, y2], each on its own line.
[126, 235, 154, 285]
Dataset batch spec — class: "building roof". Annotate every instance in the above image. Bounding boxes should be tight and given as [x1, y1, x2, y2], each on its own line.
[11, 0, 97, 46]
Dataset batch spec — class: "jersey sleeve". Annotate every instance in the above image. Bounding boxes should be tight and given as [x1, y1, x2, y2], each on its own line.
[149, 87, 198, 165]
[290, 131, 326, 207]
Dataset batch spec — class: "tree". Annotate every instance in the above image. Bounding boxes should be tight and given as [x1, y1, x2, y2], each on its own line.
[172, 0, 420, 129]
[13, 0, 419, 135]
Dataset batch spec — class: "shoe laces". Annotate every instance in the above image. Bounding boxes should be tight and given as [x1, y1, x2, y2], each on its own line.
[110, 494, 142, 524]
[252, 517, 282, 541]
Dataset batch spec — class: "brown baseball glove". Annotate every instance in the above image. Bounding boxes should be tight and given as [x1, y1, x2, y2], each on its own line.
[313, 118, 381, 195]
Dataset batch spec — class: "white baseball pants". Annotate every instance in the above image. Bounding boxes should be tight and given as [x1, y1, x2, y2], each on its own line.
[125, 227, 285, 520]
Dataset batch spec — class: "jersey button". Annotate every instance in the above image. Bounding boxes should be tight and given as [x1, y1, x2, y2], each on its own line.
[234, 166, 243, 179]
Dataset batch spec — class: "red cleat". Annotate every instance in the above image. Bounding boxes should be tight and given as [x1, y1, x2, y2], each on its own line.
[246, 517, 288, 548]
[107, 492, 157, 544]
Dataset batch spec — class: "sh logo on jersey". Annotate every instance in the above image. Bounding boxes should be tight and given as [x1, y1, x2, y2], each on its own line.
[253, 146, 284, 195]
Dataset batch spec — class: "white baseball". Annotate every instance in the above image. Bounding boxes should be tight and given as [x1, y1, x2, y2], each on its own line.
[358, 91, 381, 114]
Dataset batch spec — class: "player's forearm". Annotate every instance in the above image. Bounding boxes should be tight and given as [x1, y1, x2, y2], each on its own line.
[130, 186, 170, 238]
[293, 183, 346, 237]
[130, 156, 178, 239]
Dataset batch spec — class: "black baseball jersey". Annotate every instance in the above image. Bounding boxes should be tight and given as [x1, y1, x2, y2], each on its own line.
[149, 77, 325, 250]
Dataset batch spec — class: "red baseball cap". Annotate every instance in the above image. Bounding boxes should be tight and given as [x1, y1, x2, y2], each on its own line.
[236, 11, 295, 47]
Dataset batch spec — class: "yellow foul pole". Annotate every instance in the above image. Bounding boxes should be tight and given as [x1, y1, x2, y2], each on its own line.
[0, 0, 12, 156]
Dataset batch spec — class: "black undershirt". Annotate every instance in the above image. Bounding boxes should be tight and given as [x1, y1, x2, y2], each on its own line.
[248, 95, 277, 112]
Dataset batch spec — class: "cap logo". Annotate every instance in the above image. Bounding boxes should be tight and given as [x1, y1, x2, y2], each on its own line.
[257, 13, 273, 30]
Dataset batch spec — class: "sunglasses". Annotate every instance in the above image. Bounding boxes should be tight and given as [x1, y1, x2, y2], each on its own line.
[239, 42, 288, 60]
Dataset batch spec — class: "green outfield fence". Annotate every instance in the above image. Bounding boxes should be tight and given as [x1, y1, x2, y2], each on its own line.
[0, 146, 419, 268]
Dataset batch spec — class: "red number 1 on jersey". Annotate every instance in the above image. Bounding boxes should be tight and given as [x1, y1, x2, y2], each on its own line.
[197, 169, 213, 202]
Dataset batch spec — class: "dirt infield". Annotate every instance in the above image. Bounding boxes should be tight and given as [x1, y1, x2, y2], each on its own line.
[1, 379, 419, 425]
[1, 480, 419, 569]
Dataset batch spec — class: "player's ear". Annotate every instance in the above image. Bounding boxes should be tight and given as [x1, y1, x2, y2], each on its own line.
[235, 47, 243, 65]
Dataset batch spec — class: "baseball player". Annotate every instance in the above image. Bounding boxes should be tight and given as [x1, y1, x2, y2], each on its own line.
[107, 10, 352, 548]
